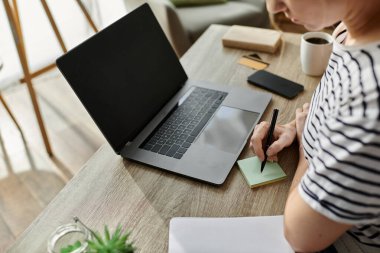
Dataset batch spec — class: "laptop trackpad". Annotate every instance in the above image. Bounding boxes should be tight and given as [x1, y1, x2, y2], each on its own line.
[196, 106, 259, 154]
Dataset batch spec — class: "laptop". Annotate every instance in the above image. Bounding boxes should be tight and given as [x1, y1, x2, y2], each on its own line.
[56, 3, 271, 185]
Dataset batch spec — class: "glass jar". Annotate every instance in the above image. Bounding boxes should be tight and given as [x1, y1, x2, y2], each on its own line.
[47, 222, 90, 253]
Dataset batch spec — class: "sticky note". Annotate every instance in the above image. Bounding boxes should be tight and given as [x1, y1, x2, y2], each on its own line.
[237, 156, 287, 188]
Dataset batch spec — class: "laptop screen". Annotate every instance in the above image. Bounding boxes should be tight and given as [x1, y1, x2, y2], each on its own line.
[56, 4, 187, 152]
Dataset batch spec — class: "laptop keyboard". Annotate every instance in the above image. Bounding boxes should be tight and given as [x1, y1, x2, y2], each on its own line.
[140, 87, 227, 159]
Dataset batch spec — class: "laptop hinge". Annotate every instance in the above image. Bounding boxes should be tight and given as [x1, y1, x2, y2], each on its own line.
[119, 141, 133, 155]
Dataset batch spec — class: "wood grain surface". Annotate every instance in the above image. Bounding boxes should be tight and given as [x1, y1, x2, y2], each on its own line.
[8, 25, 320, 253]
[0, 70, 105, 251]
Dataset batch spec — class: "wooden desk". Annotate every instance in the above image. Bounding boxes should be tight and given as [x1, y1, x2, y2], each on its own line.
[8, 25, 320, 253]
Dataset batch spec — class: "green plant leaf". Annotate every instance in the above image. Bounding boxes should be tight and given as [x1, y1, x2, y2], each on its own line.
[87, 225, 135, 253]
[93, 231, 104, 245]
[60, 240, 82, 253]
[104, 226, 110, 241]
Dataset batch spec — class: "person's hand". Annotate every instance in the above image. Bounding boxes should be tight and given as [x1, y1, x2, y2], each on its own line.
[250, 121, 297, 162]
[295, 103, 310, 143]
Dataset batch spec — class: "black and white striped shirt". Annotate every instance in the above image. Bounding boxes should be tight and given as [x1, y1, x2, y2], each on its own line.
[299, 25, 380, 248]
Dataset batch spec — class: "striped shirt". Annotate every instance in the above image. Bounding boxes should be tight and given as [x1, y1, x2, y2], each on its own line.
[299, 24, 380, 248]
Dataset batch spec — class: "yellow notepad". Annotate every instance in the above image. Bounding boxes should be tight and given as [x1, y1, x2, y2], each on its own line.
[237, 156, 287, 188]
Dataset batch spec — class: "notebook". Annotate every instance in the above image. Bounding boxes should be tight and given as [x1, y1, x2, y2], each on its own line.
[222, 25, 282, 53]
[237, 156, 287, 188]
[168, 216, 294, 253]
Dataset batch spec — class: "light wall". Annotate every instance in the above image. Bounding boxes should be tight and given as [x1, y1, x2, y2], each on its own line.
[123, 0, 147, 10]
[0, 0, 127, 87]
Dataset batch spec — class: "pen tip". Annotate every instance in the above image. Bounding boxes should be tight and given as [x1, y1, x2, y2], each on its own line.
[260, 163, 265, 173]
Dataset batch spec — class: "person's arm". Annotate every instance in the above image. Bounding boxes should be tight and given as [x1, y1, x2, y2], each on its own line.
[284, 165, 352, 252]
[283, 104, 352, 252]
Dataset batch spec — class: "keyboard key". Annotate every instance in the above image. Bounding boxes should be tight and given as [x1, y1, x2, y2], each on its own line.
[157, 129, 165, 135]
[178, 147, 187, 154]
[166, 129, 174, 135]
[155, 132, 163, 138]
[175, 139, 185, 145]
[147, 140, 157, 146]
[157, 139, 166, 145]
[182, 142, 191, 148]
[166, 140, 175, 145]
[172, 134, 180, 140]
[173, 153, 183, 159]
[151, 144, 162, 153]
[179, 134, 189, 140]
[186, 136, 196, 143]
[143, 144, 153, 150]
[158, 145, 170, 155]
[182, 119, 191, 125]
[167, 144, 180, 157]
[187, 124, 196, 130]
[151, 136, 159, 142]
[163, 134, 171, 139]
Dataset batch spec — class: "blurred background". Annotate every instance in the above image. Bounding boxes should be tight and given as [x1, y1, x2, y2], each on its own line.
[0, 1, 125, 250]
[0, 0, 125, 85]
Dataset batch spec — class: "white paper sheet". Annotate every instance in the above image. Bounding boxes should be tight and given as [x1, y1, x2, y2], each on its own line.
[168, 215, 294, 253]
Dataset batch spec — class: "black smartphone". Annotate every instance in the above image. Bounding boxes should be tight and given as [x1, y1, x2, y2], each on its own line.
[248, 70, 304, 99]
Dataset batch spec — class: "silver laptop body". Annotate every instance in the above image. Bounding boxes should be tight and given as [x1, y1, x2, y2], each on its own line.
[122, 79, 270, 184]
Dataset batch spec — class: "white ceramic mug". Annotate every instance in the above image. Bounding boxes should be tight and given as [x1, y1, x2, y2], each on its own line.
[301, 32, 333, 76]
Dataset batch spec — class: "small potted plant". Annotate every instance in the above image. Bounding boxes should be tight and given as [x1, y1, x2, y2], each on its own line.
[48, 217, 135, 253]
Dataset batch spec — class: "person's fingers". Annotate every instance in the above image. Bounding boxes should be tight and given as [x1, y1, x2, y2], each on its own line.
[296, 105, 310, 142]
[296, 108, 306, 123]
[272, 125, 284, 139]
[266, 139, 284, 157]
[250, 121, 269, 161]
[267, 132, 292, 156]
[303, 103, 310, 112]
[267, 155, 278, 162]
[296, 107, 308, 122]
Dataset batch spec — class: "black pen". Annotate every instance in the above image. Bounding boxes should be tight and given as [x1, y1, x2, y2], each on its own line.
[261, 109, 279, 173]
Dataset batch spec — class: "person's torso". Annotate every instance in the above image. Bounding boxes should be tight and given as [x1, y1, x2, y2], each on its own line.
[302, 29, 380, 247]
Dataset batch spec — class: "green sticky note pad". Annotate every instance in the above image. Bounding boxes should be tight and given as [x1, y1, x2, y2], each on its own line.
[237, 156, 287, 188]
